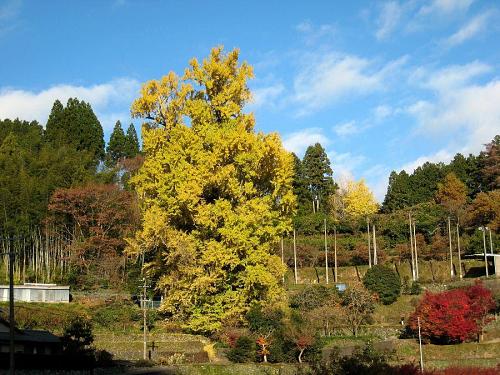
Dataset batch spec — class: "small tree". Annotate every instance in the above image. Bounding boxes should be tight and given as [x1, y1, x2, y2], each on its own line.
[256, 335, 271, 363]
[227, 336, 255, 363]
[341, 284, 374, 336]
[408, 281, 495, 344]
[363, 265, 401, 305]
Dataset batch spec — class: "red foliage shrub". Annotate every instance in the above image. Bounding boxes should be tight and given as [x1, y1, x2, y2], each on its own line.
[408, 281, 495, 344]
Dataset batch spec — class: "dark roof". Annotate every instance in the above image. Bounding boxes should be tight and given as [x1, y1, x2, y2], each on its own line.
[0, 328, 60, 344]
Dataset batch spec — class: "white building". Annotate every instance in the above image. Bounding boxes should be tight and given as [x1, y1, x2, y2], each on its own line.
[0, 283, 70, 303]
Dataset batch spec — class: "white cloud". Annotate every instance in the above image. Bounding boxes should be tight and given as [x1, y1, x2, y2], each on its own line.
[0, 0, 22, 36]
[282, 128, 330, 156]
[373, 105, 393, 121]
[376, 1, 404, 40]
[418, 0, 474, 16]
[249, 83, 284, 109]
[333, 121, 359, 137]
[444, 11, 493, 47]
[296, 21, 336, 45]
[407, 62, 500, 162]
[292, 53, 406, 115]
[400, 149, 454, 173]
[328, 149, 366, 187]
[0, 78, 140, 132]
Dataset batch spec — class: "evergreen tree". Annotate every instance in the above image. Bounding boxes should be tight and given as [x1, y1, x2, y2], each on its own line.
[382, 171, 411, 212]
[45, 98, 105, 164]
[291, 152, 310, 212]
[106, 121, 128, 164]
[302, 143, 335, 213]
[481, 135, 500, 190]
[124, 123, 140, 158]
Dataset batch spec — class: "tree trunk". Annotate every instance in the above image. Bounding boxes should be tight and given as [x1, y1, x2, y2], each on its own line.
[298, 348, 305, 363]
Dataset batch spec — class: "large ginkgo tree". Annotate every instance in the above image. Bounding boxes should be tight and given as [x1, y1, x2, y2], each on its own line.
[127, 47, 295, 333]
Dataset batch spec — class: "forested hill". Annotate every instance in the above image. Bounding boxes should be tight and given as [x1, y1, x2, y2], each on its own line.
[0, 99, 140, 235]
[382, 136, 499, 212]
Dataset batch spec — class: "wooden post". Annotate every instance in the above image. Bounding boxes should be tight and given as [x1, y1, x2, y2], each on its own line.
[489, 229, 494, 254]
[293, 228, 298, 284]
[448, 217, 454, 278]
[281, 237, 285, 284]
[9, 239, 15, 375]
[418, 317, 424, 373]
[334, 227, 338, 283]
[372, 224, 377, 266]
[456, 223, 462, 279]
[482, 228, 488, 278]
[367, 218, 372, 268]
[413, 221, 419, 280]
[409, 214, 415, 281]
[324, 219, 329, 284]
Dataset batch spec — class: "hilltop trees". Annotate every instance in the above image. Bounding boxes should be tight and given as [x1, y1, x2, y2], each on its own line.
[45, 98, 105, 164]
[128, 47, 295, 333]
[302, 143, 335, 213]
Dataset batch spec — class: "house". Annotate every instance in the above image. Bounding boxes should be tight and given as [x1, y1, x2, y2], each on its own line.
[0, 283, 70, 303]
[0, 317, 63, 366]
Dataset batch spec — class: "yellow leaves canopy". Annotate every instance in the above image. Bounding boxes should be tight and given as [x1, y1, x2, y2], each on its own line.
[127, 46, 294, 333]
[343, 179, 379, 219]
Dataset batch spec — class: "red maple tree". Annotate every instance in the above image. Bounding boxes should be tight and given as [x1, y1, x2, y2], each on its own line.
[408, 281, 495, 344]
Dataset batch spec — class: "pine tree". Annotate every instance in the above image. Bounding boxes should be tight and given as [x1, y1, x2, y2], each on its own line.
[302, 143, 335, 213]
[106, 121, 127, 164]
[44, 98, 105, 164]
[124, 123, 140, 158]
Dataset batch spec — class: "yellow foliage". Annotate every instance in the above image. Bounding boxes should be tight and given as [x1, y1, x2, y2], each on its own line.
[127, 46, 294, 333]
[343, 179, 379, 219]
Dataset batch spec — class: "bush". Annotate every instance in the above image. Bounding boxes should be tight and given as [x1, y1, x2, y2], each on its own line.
[410, 281, 422, 295]
[290, 285, 336, 311]
[363, 264, 401, 305]
[226, 336, 255, 363]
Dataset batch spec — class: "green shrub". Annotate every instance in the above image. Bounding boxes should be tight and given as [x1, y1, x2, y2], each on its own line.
[363, 264, 401, 305]
[290, 285, 336, 311]
[227, 336, 255, 363]
[410, 281, 422, 295]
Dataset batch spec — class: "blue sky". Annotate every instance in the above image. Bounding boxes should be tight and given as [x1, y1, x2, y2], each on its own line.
[1, 0, 499, 200]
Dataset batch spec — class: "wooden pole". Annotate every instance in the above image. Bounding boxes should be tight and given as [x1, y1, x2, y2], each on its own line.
[142, 278, 148, 360]
[324, 219, 329, 284]
[482, 228, 488, 278]
[281, 237, 285, 284]
[418, 317, 424, 373]
[409, 214, 415, 281]
[293, 228, 298, 284]
[9, 240, 15, 375]
[334, 227, 338, 283]
[367, 218, 372, 268]
[489, 229, 494, 254]
[372, 224, 377, 266]
[448, 217, 454, 278]
[413, 221, 419, 280]
[456, 223, 462, 279]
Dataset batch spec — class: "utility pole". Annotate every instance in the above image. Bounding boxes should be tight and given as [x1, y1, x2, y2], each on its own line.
[334, 227, 338, 283]
[372, 224, 377, 266]
[418, 317, 424, 373]
[409, 214, 415, 281]
[448, 217, 454, 278]
[324, 219, 328, 284]
[480, 227, 488, 277]
[489, 229, 494, 254]
[367, 218, 372, 268]
[281, 237, 285, 284]
[141, 278, 149, 360]
[413, 221, 419, 280]
[456, 223, 462, 279]
[1, 236, 16, 375]
[293, 228, 298, 285]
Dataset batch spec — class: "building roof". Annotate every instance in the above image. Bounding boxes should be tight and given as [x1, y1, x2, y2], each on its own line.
[0, 317, 60, 343]
[0, 283, 69, 290]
